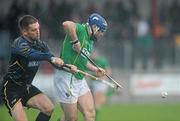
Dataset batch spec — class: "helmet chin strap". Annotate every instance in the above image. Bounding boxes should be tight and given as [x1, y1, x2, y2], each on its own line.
[94, 26, 99, 34]
[90, 26, 99, 42]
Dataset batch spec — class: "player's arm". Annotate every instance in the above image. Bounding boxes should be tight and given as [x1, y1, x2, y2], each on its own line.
[86, 61, 105, 77]
[62, 21, 81, 53]
[13, 42, 64, 66]
[35, 40, 51, 53]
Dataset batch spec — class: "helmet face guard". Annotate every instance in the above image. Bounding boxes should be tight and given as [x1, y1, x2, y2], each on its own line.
[87, 13, 107, 41]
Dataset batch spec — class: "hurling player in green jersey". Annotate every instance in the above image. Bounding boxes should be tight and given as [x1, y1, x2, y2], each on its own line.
[54, 13, 108, 121]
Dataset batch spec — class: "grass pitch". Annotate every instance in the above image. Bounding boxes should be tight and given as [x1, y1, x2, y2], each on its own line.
[0, 103, 180, 121]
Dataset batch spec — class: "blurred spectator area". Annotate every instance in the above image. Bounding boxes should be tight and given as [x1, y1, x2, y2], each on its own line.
[1, 0, 180, 73]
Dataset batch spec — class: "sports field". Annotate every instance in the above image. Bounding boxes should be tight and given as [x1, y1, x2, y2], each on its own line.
[0, 103, 180, 121]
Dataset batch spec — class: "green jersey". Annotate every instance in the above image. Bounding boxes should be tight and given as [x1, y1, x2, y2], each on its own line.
[91, 56, 109, 76]
[60, 23, 94, 79]
[94, 57, 109, 69]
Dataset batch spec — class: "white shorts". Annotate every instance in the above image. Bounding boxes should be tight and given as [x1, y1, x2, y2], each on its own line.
[91, 80, 108, 93]
[54, 70, 90, 103]
[32, 73, 60, 104]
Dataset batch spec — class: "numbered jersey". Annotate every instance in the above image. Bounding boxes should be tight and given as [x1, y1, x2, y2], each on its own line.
[60, 23, 93, 79]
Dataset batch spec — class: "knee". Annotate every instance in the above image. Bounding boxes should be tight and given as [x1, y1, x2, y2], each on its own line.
[84, 108, 96, 120]
[41, 103, 54, 115]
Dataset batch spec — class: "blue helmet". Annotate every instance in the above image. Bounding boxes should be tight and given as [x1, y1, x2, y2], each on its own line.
[87, 13, 107, 32]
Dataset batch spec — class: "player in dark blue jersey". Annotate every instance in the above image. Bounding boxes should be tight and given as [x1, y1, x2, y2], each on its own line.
[1, 15, 77, 121]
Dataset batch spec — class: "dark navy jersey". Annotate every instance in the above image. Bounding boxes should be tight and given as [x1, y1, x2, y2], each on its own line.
[4, 36, 54, 86]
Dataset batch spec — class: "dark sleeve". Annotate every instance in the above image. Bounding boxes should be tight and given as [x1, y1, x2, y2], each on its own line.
[35, 40, 51, 53]
[12, 41, 54, 61]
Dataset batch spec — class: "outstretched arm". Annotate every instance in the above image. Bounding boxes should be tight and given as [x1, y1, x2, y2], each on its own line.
[13, 40, 64, 66]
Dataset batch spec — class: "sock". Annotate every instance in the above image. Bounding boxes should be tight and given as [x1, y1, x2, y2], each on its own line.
[36, 112, 51, 121]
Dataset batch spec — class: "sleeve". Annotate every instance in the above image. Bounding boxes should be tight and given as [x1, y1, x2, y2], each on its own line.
[12, 41, 54, 61]
[35, 40, 50, 53]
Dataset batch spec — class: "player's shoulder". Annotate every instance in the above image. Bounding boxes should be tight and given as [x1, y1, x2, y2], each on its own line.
[76, 23, 86, 28]
[76, 23, 87, 32]
[96, 57, 109, 65]
[12, 36, 29, 49]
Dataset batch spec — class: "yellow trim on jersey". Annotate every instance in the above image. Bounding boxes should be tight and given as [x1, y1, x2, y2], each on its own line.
[73, 36, 86, 64]
[3, 81, 12, 111]
[9, 60, 25, 71]
[12, 99, 22, 110]
[61, 35, 67, 58]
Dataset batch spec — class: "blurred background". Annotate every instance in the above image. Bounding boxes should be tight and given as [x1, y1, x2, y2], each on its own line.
[0, 0, 180, 121]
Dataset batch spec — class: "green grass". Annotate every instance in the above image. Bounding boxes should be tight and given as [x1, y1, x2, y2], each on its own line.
[0, 104, 180, 121]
